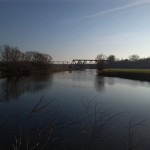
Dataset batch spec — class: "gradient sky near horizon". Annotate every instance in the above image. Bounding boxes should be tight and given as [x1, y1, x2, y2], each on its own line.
[0, 0, 150, 61]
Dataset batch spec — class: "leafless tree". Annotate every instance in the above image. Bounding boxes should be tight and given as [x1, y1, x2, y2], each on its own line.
[0, 45, 53, 76]
[129, 55, 140, 62]
[96, 54, 107, 61]
[0, 45, 23, 64]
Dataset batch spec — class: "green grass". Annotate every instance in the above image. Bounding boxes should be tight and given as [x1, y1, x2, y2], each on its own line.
[103, 69, 150, 74]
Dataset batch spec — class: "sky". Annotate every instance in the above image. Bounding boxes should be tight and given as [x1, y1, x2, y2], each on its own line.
[0, 0, 150, 62]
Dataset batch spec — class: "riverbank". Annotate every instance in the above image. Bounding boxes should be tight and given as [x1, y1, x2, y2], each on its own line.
[99, 69, 150, 81]
[0, 66, 70, 78]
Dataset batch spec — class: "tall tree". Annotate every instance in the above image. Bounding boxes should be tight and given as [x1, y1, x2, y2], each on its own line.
[129, 54, 140, 61]
[96, 54, 107, 60]
[107, 55, 116, 62]
[0, 44, 23, 64]
[0, 44, 53, 76]
[96, 54, 107, 71]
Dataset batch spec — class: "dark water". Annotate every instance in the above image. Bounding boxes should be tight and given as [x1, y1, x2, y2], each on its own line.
[0, 69, 150, 150]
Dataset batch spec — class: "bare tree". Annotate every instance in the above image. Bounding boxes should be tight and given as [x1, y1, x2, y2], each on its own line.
[108, 55, 116, 62]
[129, 55, 140, 62]
[0, 45, 53, 76]
[96, 54, 107, 60]
[0, 44, 23, 64]
[95, 54, 107, 71]
[24, 51, 52, 65]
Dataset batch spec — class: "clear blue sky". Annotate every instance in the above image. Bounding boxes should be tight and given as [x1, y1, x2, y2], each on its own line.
[0, 0, 150, 61]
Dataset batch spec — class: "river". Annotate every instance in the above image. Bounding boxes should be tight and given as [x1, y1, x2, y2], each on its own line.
[0, 69, 150, 150]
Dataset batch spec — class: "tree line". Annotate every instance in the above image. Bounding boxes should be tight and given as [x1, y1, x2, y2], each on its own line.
[0, 44, 52, 76]
[96, 54, 150, 69]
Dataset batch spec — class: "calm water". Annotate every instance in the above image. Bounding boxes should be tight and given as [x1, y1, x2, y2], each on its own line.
[1, 69, 150, 150]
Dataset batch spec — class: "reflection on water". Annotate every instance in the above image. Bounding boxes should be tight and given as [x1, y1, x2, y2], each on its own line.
[106, 77, 115, 85]
[94, 75, 105, 92]
[104, 76, 150, 88]
[0, 72, 53, 102]
[94, 74, 150, 92]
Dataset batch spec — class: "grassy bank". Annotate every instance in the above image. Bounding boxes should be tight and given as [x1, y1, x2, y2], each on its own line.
[99, 69, 150, 81]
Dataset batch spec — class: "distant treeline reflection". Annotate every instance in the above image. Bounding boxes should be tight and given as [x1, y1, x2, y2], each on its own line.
[95, 75, 105, 92]
[0, 72, 53, 102]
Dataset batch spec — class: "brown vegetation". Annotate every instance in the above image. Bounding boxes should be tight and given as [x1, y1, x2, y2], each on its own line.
[0, 45, 52, 77]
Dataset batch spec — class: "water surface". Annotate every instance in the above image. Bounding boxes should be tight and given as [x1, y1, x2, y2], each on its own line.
[0, 69, 150, 150]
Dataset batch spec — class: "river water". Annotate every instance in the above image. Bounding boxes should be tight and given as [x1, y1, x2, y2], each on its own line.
[0, 69, 150, 150]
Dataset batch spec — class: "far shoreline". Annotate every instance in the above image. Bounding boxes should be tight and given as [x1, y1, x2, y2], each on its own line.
[98, 69, 150, 82]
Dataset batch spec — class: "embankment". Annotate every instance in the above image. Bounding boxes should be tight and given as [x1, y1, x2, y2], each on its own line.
[98, 69, 150, 81]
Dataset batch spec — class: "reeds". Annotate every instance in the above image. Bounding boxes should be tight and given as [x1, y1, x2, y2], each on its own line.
[0, 97, 149, 150]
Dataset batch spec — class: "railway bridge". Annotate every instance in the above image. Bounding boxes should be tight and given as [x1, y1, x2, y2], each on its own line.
[52, 59, 107, 64]
[52, 59, 108, 70]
